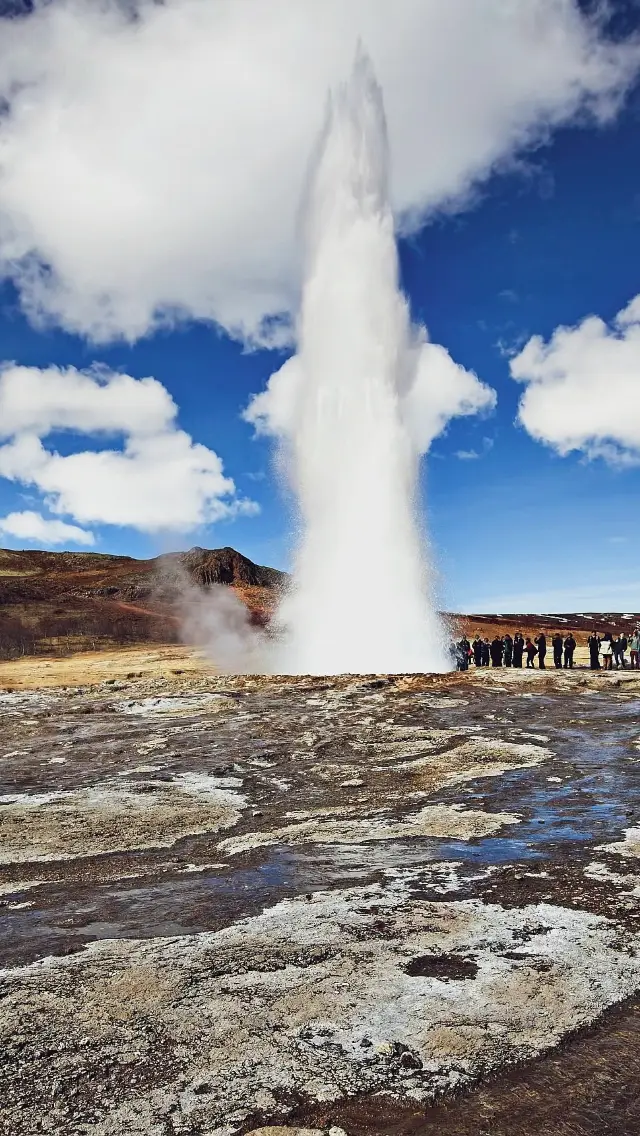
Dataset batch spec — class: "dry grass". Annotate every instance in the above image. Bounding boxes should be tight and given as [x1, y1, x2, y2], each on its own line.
[0, 644, 213, 689]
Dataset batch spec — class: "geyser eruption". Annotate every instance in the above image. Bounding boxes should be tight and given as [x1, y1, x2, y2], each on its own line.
[254, 52, 449, 674]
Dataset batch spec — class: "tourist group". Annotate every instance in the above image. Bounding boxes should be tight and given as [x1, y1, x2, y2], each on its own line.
[453, 629, 640, 671]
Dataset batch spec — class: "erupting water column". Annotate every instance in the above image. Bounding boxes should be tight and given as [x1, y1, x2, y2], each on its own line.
[273, 52, 448, 675]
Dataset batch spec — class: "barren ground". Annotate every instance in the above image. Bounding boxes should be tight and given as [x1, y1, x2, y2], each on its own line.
[2, 652, 640, 1136]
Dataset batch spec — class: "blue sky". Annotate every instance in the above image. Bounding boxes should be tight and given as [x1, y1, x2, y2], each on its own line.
[0, 1, 639, 613]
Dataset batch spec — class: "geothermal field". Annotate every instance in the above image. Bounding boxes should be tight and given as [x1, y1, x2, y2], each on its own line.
[3, 657, 640, 1135]
[2, 41, 639, 1136]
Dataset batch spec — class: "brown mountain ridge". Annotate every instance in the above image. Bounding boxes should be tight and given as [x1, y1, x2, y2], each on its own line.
[0, 544, 637, 661]
[0, 545, 286, 658]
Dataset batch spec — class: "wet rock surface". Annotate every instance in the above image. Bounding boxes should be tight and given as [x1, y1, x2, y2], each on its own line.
[2, 665, 640, 1134]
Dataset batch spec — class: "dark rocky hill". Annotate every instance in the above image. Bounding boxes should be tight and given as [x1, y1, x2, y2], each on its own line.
[0, 545, 286, 658]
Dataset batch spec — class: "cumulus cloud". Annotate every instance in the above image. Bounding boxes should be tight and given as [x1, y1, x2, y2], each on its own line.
[511, 295, 640, 465]
[245, 336, 496, 456]
[0, 364, 257, 531]
[0, 509, 95, 546]
[401, 340, 496, 454]
[0, 0, 637, 343]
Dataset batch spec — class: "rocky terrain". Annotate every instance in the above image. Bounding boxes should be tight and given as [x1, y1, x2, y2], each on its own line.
[2, 659, 640, 1134]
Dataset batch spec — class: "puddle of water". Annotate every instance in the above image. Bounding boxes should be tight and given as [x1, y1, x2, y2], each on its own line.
[4, 687, 640, 967]
[0, 841, 467, 966]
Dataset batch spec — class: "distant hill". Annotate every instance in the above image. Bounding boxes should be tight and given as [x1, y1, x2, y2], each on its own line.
[0, 543, 637, 661]
[453, 611, 640, 646]
[0, 545, 286, 659]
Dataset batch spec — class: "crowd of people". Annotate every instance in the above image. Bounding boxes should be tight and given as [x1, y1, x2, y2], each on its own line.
[451, 628, 640, 671]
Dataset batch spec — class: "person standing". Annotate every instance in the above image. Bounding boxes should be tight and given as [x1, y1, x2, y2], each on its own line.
[481, 638, 491, 667]
[611, 634, 622, 669]
[512, 632, 525, 668]
[620, 634, 628, 668]
[601, 634, 614, 671]
[630, 629, 640, 670]
[472, 636, 483, 667]
[552, 632, 564, 668]
[503, 634, 513, 667]
[564, 632, 576, 669]
[535, 632, 547, 669]
[587, 632, 601, 670]
[525, 637, 537, 668]
[490, 636, 504, 667]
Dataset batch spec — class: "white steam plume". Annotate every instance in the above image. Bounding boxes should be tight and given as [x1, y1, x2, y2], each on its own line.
[178, 582, 266, 674]
[248, 52, 455, 676]
[155, 558, 266, 674]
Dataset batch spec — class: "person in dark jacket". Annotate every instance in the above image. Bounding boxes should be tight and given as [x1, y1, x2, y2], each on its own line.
[525, 637, 537, 668]
[552, 632, 564, 668]
[481, 638, 491, 667]
[564, 633, 576, 668]
[472, 636, 483, 667]
[458, 637, 471, 671]
[620, 635, 628, 668]
[503, 634, 513, 667]
[535, 632, 547, 669]
[611, 634, 622, 668]
[490, 636, 504, 667]
[512, 632, 525, 668]
[587, 633, 600, 670]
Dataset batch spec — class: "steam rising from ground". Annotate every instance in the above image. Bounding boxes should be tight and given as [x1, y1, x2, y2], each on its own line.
[158, 561, 265, 675]
[178, 582, 265, 675]
[248, 53, 461, 675]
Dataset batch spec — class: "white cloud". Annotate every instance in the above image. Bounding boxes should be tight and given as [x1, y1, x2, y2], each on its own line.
[245, 337, 496, 455]
[0, 364, 257, 532]
[454, 436, 494, 460]
[401, 340, 497, 455]
[511, 295, 640, 465]
[0, 510, 95, 546]
[0, 1, 636, 343]
[0, 362, 175, 436]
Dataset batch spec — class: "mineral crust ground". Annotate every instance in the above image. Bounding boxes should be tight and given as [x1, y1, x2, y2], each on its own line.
[2, 651, 640, 1135]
